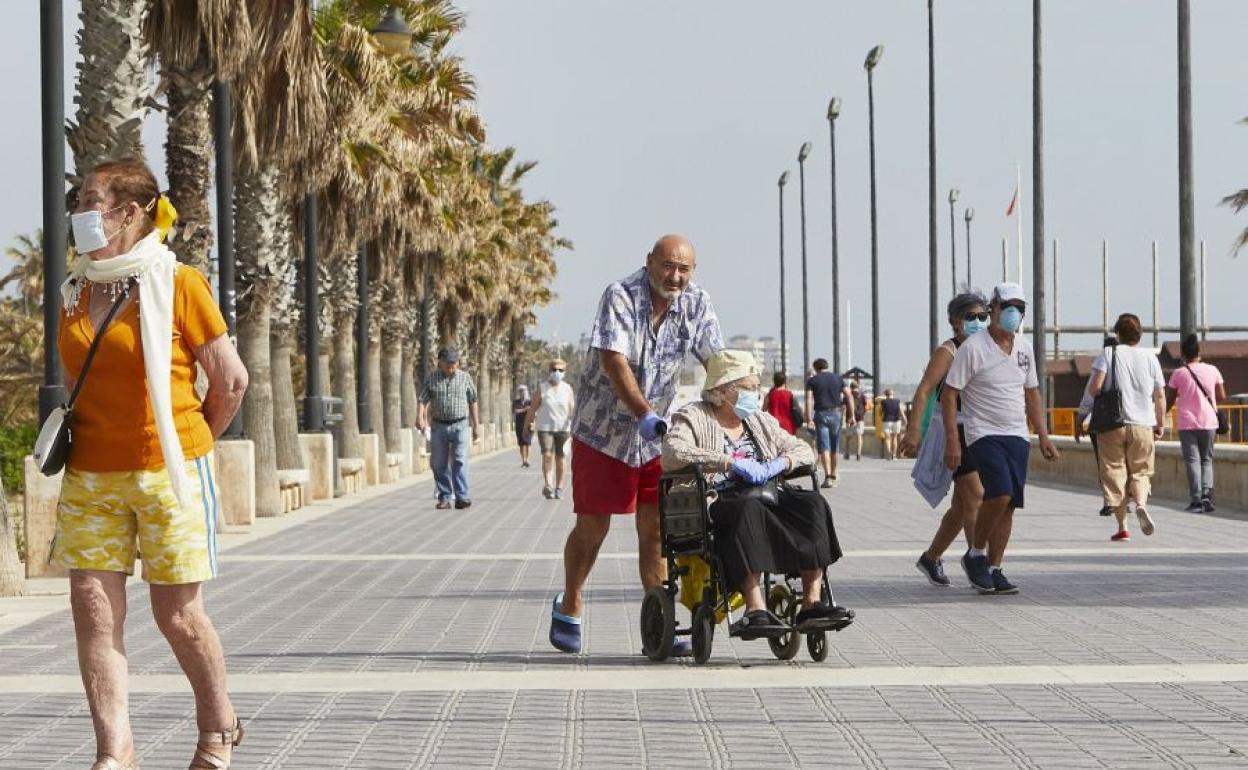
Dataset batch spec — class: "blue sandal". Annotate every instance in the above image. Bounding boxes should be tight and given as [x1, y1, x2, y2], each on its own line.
[549, 593, 582, 653]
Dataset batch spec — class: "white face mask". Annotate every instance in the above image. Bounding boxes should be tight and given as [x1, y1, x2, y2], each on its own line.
[549, 370, 564, 384]
[70, 205, 127, 254]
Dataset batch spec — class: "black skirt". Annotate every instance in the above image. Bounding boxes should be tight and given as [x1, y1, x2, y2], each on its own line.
[709, 489, 843, 594]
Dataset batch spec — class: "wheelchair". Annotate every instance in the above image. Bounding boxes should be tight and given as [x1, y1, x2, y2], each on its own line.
[640, 465, 854, 665]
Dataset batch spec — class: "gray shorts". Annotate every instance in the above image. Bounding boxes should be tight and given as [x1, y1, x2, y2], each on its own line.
[538, 431, 570, 457]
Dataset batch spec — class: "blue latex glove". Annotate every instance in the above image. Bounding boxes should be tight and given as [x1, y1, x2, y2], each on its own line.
[639, 412, 667, 441]
[729, 459, 771, 486]
[763, 458, 788, 480]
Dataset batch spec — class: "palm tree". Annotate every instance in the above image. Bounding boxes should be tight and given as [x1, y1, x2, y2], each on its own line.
[0, 476, 23, 597]
[1, 232, 44, 316]
[1223, 117, 1248, 254]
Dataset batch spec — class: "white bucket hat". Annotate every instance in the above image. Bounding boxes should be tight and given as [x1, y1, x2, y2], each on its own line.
[703, 350, 759, 392]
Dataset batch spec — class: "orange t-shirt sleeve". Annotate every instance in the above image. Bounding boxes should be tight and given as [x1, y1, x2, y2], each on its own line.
[176, 267, 228, 349]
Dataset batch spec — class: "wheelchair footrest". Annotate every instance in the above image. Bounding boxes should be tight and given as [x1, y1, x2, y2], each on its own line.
[730, 618, 793, 641]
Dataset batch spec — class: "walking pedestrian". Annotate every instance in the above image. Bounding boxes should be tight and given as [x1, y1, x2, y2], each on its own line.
[527, 358, 576, 499]
[804, 359, 853, 486]
[762, 371, 799, 436]
[549, 234, 723, 655]
[1073, 336, 1121, 518]
[53, 159, 249, 769]
[879, 389, 906, 460]
[942, 282, 1058, 594]
[844, 381, 868, 461]
[417, 348, 480, 510]
[900, 292, 988, 586]
[1167, 334, 1226, 513]
[1089, 314, 1165, 541]
[513, 385, 533, 468]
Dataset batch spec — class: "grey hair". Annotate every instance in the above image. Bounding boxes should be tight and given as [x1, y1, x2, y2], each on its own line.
[947, 290, 987, 321]
[702, 375, 755, 406]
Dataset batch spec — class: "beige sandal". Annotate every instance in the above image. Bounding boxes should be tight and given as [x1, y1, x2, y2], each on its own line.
[91, 758, 138, 770]
[188, 717, 244, 770]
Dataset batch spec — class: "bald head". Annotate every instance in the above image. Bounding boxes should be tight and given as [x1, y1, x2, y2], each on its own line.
[646, 234, 697, 301]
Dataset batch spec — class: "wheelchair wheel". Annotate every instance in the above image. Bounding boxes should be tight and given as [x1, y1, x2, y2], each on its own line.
[766, 584, 801, 661]
[641, 586, 675, 662]
[807, 630, 828, 662]
[692, 605, 715, 665]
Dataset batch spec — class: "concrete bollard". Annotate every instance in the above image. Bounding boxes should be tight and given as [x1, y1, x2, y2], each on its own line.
[213, 439, 256, 527]
[22, 457, 65, 579]
[400, 428, 414, 476]
[361, 433, 380, 487]
[298, 433, 335, 501]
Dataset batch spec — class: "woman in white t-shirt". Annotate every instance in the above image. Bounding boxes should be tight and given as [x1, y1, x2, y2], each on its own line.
[1088, 314, 1166, 541]
[526, 358, 576, 499]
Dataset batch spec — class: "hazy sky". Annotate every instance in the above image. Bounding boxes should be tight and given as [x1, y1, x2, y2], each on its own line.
[3, 1, 1247, 384]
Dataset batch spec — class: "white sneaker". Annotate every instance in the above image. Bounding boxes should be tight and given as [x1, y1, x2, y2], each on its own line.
[1136, 506, 1155, 536]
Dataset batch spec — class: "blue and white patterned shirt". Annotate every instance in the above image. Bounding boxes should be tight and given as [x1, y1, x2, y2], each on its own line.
[572, 268, 723, 467]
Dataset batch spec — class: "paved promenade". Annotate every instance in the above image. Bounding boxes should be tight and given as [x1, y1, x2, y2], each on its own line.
[3, 452, 1248, 768]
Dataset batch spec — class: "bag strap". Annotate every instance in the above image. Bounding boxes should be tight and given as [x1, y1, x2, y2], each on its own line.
[1184, 363, 1218, 410]
[66, 278, 137, 409]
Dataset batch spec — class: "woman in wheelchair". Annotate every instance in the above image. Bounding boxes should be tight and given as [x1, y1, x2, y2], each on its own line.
[662, 350, 852, 635]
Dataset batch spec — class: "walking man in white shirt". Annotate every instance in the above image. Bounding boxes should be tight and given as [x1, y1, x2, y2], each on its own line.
[527, 358, 576, 499]
[941, 283, 1059, 594]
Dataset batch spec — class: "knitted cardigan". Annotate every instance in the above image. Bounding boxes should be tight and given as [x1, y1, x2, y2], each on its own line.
[661, 400, 815, 474]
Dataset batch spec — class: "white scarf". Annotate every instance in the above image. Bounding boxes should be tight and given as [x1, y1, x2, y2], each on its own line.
[61, 232, 193, 507]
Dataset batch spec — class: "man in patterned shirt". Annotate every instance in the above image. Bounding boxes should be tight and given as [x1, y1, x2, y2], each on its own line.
[549, 234, 723, 654]
[417, 348, 480, 510]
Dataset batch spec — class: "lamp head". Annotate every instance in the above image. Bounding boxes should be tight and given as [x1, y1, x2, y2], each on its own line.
[370, 5, 414, 56]
[827, 97, 842, 120]
[864, 45, 884, 70]
[797, 142, 812, 162]
[778, 171, 790, 187]
[949, 188, 960, 204]
[965, 207, 975, 222]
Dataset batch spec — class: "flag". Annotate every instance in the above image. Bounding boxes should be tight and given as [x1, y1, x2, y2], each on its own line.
[1005, 184, 1019, 216]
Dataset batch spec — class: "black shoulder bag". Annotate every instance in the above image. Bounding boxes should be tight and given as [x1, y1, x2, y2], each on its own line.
[1184, 364, 1229, 435]
[32, 279, 136, 476]
[1088, 344, 1125, 434]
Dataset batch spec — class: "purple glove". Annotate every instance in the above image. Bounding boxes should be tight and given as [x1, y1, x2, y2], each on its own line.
[763, 458, 788, 480]
[729, 459, 771, 485]
[639, 411, 667, 441]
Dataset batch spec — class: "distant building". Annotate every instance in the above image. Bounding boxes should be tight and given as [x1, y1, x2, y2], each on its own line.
[725, 334, 789, 375]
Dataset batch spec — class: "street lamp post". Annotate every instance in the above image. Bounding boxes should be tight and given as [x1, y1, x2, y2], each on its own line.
[827, 98, 842, 373]
[865, 45, 884, 393]
[948, 188, 960, 296]
[211, 80, 242, 438]
[797, 141, 812, 379]
[356, 242, 371, 433]
[39, 0, 67, 423]
[777, 171, 790, 375]
[964, 207, 975, 287]
[926, 0, 938, 354]
[1177, 0, 1197, 339]
[1032, 0, 1048, 402]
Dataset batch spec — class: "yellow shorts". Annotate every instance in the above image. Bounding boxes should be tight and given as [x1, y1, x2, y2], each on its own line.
[51, 455, 221, 585]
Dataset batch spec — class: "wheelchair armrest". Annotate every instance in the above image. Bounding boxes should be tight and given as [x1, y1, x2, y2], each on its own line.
[661, 466, 707, 483]
[782, 464, 816, 482]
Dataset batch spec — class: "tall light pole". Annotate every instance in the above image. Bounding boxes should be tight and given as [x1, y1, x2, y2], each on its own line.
[212, 80, 242, 438]
[827, 98, 843, 373]
[964, 207, 975, 288]
[1032, 0, 1048, 402]
[777, 171, 790, 374]
[948, 188, 960, 296]
[39, 0, 67, 423]
[865, 45, 884, 392]
[797, 141, 813, 378]
[926, 0, 939, 353]
[1177, 0, 1197, 339]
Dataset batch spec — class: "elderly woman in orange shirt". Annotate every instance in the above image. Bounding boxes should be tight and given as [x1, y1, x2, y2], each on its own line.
[53, 159, 249, 770]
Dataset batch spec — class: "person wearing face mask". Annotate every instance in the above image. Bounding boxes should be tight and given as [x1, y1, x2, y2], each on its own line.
[941, 282, 1059, 595]
[526, 358, 576, 499]
[53, 159, 249, 770]
[512, 385, 534, 468]
[662, 350, 851, 632]
[901, 291, 989, 587]
[549, 235, 723, 655]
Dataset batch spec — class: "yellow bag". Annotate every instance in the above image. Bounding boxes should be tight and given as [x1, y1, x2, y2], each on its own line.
[676, 554, 744, 622]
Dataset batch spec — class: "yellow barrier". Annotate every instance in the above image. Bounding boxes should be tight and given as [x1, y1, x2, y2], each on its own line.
[1044, 404, 1248, 445]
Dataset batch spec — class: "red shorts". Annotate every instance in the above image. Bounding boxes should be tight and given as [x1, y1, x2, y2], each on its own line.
[571, 438, 662, 514]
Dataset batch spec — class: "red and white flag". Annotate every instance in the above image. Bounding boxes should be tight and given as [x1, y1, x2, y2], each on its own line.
[1005, 183, 1019, 216]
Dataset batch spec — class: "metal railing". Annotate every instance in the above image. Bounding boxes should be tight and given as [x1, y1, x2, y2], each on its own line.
[1045, 405, 1248, 445]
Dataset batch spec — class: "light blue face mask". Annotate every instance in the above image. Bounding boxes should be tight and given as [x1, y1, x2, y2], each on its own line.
[963, 319, 989, 336]
[999, 306, 1024, 333]
[549, 370, 564, 384]
[733, 389, 762, 420]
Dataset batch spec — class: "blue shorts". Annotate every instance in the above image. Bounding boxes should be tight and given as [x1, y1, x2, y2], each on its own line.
[814, 408, 843, 453]
[966, 435, 1030, 508]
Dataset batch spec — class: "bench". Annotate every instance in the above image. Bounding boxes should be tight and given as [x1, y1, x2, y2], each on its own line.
[339, 457, 365, 495]
[384, 452, 404, 482]
[275, 468, 310, 513]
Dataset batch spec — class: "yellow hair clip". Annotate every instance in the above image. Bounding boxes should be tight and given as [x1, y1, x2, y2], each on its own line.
[154, 195, 178, 242]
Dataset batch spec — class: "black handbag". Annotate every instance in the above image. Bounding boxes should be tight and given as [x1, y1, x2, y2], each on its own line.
[788, 396, 805, 431]
[1184, 364, 1229, 435]
[1088, 344, 1125, 434]
[32, 279, 136, 476]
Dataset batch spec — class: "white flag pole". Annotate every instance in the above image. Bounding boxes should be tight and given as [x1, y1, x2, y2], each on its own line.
[846, 299, 853, 370]
[1015, 163, 1024, 288]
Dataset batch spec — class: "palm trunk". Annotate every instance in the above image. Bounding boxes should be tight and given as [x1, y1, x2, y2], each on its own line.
[0, 479, 24, 597]
[476, 346, 492, 427]
[67, 0, 149, 175]
[401, 343, 418, 428]
[381, 330, 403, 452]
[163, 57, 214, 271]
[331, 323, 362, 457]
[270, 329, 305, 470]
[238, 302, 282, 516]
[368, 337, 384, 441]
